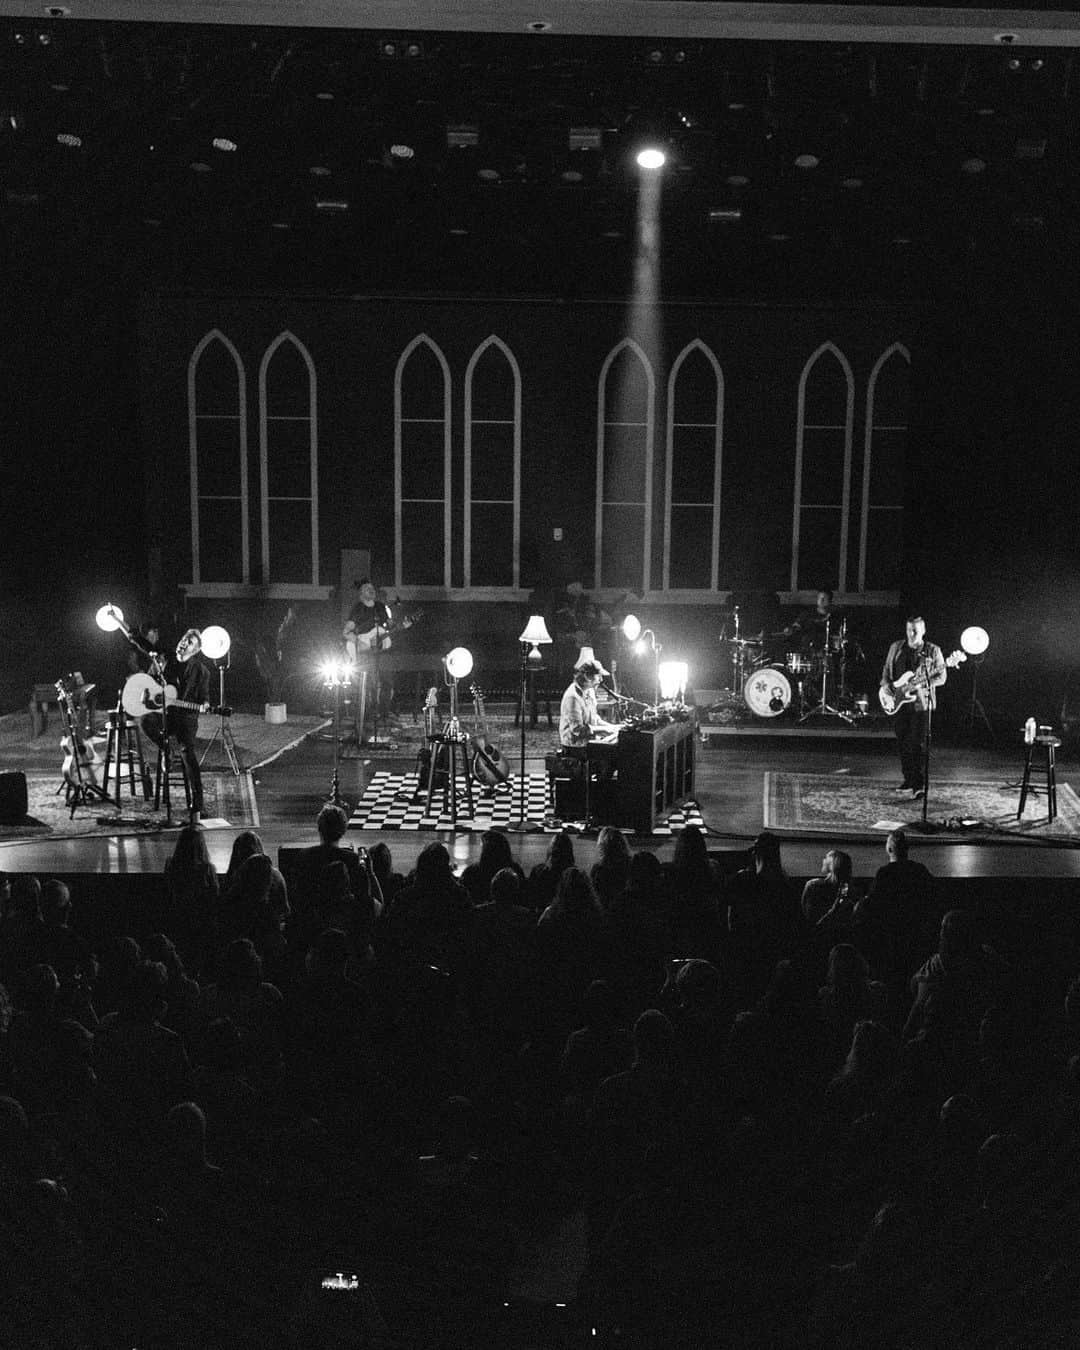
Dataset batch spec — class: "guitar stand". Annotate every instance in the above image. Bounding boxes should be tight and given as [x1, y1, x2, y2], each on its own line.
[56, 690, 112, 819]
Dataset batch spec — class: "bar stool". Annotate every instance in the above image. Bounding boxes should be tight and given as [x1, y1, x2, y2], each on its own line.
[1018, 730, 1061, 822]
[101, 704, 152, 803]
[424, 728, 475, 825]
[153, 737, 193, 820]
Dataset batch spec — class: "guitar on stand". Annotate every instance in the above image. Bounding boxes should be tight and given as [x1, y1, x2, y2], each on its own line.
[56, 677, 110, 816]
[469, 684, 510, 790]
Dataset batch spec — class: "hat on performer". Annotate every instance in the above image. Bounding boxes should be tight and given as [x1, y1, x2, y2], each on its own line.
[574, 646, 609, 677]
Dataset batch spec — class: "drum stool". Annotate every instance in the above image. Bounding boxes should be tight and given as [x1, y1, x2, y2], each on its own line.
[1018, 731, 1061, 823]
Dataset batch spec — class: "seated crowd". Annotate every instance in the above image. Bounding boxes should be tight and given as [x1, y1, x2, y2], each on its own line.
[1, 810, 1078, 1347]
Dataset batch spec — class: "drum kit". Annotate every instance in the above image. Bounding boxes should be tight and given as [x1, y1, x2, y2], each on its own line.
[716, 609, 867, 722]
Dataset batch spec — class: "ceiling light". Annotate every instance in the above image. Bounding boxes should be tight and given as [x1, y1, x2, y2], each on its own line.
[841, 176, 863, 189]
[270, 221, 290, 230]
[477, 167, 500, 180]
[309, 165, 331, 176]
[389, 143, 414, 159]
[190, 161, 212, 173]
[447, 124, 479, 149]
[315, 91, 334, 101]
[794, 153, 819, 169]
[561, 169, 584, 182]
[708, 207, 743, 223]
[636, 147, 665, 170]
[568, 127, 603, 151]
[726, 174, 750, 187]
[56, 132, 81, 147]
[315, 199, 348, 211]
[212, 137, 237, 152]
[961, 156, 987, 175]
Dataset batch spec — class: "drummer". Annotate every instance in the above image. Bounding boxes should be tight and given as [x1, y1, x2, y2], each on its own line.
[784, 588, 841, 651]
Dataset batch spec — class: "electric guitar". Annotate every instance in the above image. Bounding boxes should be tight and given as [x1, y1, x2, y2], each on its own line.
[469, 684, 510, 786]
[879, 649, 966, 716]
[343, 608, 424, 659]
[122, 672, 229, 721]
[56, 678, 103, 790]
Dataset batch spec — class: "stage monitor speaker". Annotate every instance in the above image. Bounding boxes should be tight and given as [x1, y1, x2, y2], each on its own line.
[0, 771, 28, 823]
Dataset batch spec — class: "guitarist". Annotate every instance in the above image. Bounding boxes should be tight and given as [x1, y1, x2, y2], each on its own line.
[880, 614, 947, 799]
[342, 578, 414, 740]
[140, 627, 210, 823]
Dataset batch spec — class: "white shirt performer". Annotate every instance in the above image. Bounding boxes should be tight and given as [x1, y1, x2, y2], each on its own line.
[559, 661, 618, 748]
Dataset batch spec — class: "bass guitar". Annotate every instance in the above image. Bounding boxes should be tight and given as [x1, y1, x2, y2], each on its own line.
[469, 684, 510, 786]
[879, 650, 966, 716]
[122, 672, 229, 721]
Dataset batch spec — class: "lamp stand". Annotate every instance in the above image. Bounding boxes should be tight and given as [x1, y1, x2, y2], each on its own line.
[508, 642, 546, 831]
[326, 676, 350, 810]
[198, 660, 240, 775]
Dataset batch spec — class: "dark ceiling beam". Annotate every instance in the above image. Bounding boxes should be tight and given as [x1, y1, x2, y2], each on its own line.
[7, 2, 1080, 48]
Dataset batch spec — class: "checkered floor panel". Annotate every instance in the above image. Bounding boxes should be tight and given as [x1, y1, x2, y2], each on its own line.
[348, 771, 704, 835]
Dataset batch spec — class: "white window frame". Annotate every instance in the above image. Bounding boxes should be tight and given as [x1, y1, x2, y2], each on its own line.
[258, 331, 319, 588]
[858, 342, 911, 593]
[463, 335, 521, 590]
[596, 338, 655, 593]
[394, 334, 452, 590]
[187, 329, 249, 587]
[790, 340, 855, 595]
[663, 339, 724, 593]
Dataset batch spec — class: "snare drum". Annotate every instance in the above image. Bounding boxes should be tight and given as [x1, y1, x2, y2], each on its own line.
[744, 667, 792, 718]
[786, 652, 811, 675]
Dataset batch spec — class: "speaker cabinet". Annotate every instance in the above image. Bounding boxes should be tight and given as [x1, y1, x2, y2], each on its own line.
[0, 771, 28, 823]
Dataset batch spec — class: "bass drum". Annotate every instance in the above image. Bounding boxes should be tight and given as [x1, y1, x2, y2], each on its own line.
[743, 666, 793, 719]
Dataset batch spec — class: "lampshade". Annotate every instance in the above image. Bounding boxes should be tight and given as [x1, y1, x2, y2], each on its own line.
[658, 661, 689, 701]
[96, 603, 124, 632]
[622, 614, 642, 642]
[445, 646, 474, 679]
[960, 626, 989, 657]
[519, 615, 552, 645]
[200, 625, 231, 660]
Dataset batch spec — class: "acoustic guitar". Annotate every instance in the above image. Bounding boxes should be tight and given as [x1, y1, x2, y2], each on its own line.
[469, 684, 510, 786]
[343, 608, 424, 660]
[122, 672, 229, 721]
[56, 677, 103, 791]
[879, 650, 966, 716]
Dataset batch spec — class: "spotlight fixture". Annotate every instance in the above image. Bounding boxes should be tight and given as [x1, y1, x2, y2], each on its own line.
[389, 143, 415, 159]
[95, 603, 124, 632]
[960, 626, 990, 657]
[212, 136, 238, 152]
[636, 147, 666, 170]
[445, 647, 474, 680]
[622, 614, 642, 642]
[200, 625, 231, 660]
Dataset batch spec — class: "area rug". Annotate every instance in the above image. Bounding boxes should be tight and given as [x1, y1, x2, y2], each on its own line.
[0, 709, 329, 776]
[346, 713, 556, 764]
[0, 769, 259, 842]
[764, 772, 1080, 842]
[349, 770, 705, 836]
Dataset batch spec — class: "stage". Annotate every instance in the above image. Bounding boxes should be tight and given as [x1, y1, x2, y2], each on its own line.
[2, 709, 1080, 887]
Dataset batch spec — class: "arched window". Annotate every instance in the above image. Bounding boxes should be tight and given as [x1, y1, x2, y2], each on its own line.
[791, 341, 854, 594]
[188, 330, 248, 584]
[259, 332, 318, 586]
[395, 335, 451, 589]
[859, 343, 910, 592]
[596, 339, 655, 593]
[464, 336, 521, 589]
[664, 340, 724, 591]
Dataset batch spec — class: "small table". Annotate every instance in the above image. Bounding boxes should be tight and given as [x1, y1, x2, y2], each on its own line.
[1018, 732, 1061, 822]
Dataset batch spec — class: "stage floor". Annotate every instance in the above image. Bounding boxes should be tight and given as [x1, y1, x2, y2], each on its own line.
[2, 719, 1080, 882]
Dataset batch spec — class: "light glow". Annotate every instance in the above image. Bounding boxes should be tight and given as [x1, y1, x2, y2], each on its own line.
[96, 603, 124, 632]
[199, 625, 231, 660]
[636, 147, 666, 170]
[960, 626, 990, 656]
[445, 646, 474, 679]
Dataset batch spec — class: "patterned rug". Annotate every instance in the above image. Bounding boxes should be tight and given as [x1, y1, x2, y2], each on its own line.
[764, 772, 1080, 841]
[0, 769, 259, 841]
[349, 770, 705, 836]
[348, 714, 556, 764]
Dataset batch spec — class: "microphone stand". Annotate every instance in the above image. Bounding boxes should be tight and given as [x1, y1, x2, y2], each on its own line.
[909, 647, 943, 833]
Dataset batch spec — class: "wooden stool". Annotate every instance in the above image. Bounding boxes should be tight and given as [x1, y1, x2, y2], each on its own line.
[154, 737, 192, 819]
[424, 730, 474, 824]
[1018, 732, 1061, 822]
[102, 707, 152, 803]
